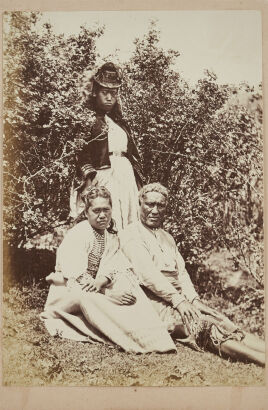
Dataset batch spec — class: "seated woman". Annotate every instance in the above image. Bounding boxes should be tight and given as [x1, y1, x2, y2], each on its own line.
[41, 186, 176, 353]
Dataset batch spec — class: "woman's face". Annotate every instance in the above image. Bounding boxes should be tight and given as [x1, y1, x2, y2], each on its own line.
[95, 86, 118, 113]
[86, 197, 112, 233]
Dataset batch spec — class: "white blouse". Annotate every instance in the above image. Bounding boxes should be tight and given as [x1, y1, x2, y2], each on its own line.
[105, 115, 128, 153]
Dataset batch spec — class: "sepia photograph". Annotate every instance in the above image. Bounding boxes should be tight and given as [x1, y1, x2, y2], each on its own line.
[2, 9, 265, 389]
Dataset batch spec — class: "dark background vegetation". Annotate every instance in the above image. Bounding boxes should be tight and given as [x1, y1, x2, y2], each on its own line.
[2, 12, 264, 386]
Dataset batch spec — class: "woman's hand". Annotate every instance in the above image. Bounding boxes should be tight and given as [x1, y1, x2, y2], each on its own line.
[94, 276, 110, 292]
[106, 289, 137, 305]
[84, 175, 97, 190]
[81, 277, 97, 292]
[81, 275, 110, 293]
[80, 175, 98, 195]
[176, 300, 201, 334]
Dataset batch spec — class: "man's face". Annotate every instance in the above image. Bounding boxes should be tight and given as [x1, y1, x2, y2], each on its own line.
[95, 86, 118, 113]
[140, 191, 167, 229]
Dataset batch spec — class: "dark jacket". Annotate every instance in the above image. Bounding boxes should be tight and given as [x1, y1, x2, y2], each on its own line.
[74, 113, 144, 191]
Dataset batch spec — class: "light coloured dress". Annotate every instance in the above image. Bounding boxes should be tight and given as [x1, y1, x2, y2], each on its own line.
[40, 220, 176, 353]
[121, 222, 244, 352]
[70, 116, 140, 231]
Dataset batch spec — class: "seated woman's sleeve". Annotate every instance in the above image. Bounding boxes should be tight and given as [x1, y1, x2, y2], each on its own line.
[174, 246, 199, 303]
[122, 240, 186, 308]
[56, 228, 88, 280]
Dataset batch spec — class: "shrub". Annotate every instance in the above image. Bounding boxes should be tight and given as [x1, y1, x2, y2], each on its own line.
[3, 16, 263, 289]
[122, 23, 263, 286]
[3, 12, 103, 245]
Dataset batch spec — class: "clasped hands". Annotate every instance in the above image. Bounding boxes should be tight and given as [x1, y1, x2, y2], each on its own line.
[82, 276, 136, 306]
[81, 276, 102, 293]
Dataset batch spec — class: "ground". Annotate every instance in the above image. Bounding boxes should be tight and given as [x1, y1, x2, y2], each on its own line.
[2, 271, 265, 387]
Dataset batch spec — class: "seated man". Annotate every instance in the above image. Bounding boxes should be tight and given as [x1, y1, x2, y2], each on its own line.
[121, 182, 265, 366]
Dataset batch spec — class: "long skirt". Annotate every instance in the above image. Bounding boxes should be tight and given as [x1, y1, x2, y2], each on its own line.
[70, 156, 139, 231]
[40, 275, 176, 354]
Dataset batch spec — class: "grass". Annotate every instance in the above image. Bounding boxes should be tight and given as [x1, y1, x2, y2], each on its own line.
[2, 281, 265, 387]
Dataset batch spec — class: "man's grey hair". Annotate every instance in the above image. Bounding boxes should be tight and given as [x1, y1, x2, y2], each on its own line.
[139, 182, 169, 203]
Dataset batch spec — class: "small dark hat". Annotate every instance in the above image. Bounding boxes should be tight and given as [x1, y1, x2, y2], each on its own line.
[93, 62, 122, 89]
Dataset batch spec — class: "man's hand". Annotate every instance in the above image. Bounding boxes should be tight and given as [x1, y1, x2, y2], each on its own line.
[176, 300, 201, 334]
[106, 289, 137, 305]
[192, 299, 224, 319]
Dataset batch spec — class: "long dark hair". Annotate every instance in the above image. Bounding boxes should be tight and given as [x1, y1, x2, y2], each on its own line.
[74, 186, 117, 234]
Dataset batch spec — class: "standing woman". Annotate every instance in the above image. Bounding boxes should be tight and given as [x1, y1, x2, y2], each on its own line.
[70, 62, 144, 231]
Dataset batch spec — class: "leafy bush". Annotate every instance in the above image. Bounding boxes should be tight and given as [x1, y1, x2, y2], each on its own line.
[122, 23, 263, 286]
[3, 16, 263, 288]
[3, 12, 102, 245]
